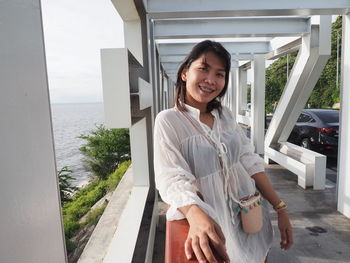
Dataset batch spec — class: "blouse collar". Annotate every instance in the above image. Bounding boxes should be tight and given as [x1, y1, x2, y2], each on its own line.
[183, 103, 219, 121]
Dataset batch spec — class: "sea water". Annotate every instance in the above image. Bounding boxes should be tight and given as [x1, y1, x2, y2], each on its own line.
[51, 103, 104, 187]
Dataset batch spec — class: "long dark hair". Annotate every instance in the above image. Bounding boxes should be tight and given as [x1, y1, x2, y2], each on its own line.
[175, 40, 231, 115]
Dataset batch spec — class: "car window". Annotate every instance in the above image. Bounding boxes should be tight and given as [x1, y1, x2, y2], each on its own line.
[297, 113, 309, 122]
[303, 114, 312, 122]
[313, 111, 339, 123]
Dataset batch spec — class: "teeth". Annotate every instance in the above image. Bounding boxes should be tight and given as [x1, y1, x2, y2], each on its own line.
[199, 86, 214, 93]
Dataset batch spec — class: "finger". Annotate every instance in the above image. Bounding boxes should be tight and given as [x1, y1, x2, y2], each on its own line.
[280, 229, 287, 249]
[285, 228, 294, 250]
[199, 234, 218, 263]
[192, 236, 207, 263]
[207, 232, 230, 262]
[184, 238, 193, 260]
[211, 242, 230, 262]
[214, 223, 226, 244]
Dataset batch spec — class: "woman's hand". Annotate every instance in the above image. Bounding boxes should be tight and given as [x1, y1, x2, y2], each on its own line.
[277, 211, 293, 250]
[183, 205, 230, 263]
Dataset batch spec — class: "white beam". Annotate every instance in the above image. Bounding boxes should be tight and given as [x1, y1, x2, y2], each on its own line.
[138, 78, 153, 110]
[160, 55, 186, 63]
[251, 55, 266, 154]
[111, 0, 139, 21]
[101, 48, 132, 128]
[0, 1, 66, 262]
[160, 54, 257, 63]
[238, 67, 248, 116]
[130, 118, 150, 186]
[158, 42, 271, 56]
[162, 63, 181, 71]
[111, 0, 143, 65]
[267, 37, 301, 60]
[154, 17, 311, 39]
[147, 0, 350, 18]
[264, 17, 331, 189]
[265, 21, 331, 147]
[338, 14, 350, 218]
[124, 20, 143, 66]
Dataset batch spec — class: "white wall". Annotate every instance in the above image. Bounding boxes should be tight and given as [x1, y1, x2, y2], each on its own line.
[0, 1, 66, 262]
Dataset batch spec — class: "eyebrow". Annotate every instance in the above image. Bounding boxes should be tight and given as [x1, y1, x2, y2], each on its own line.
[199, 61, 226, 72]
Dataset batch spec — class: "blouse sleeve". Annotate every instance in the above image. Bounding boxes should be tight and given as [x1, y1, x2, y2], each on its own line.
[153, 112, 217, 221]
[235, 123, 265, 176]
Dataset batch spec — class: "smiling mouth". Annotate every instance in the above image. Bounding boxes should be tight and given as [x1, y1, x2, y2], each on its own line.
[199, 86, 214, 93]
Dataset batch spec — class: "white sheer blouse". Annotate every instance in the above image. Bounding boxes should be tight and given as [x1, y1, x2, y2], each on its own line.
[154, 104, 273, 263]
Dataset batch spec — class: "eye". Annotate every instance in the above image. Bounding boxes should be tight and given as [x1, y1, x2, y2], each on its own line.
[217, 73, 225, 78]
[198, 67, 208, 72]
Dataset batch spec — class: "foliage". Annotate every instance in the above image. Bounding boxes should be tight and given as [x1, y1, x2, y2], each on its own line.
[62, 160, 130, 239]
[265, 17, 342, 112]
[265, 52, 297, 113]
[247, 84, 251, 104]
[79, 125, 130, 179]
[58, 166, 78, 205]
[309, 16, 342, 108]
[65, 239, 77, 254]
[106, 160, 131, 191]
[82, 204, 107, 226]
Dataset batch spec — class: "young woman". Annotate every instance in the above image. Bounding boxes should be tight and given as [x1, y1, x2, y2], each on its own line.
[154, 40, 293, 263]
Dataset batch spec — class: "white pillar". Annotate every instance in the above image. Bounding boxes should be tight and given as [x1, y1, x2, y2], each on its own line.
[130, 118, 150, 186]
[238, 67, 248, 115]
[0, 1, 66, 262]
[251, 55, 266, 154]
[337, 14, 350, 218]
[231, 67, 239, 116]
[124, 20, 143, 66]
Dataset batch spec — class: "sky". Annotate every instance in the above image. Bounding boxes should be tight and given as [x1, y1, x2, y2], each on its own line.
[41, 0, 124, 104]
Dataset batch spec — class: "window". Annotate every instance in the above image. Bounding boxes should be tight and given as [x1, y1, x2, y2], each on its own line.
[297, 113, 315, 123]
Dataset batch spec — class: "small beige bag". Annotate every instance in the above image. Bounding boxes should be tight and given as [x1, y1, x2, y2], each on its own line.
[238, 192, 263, 234]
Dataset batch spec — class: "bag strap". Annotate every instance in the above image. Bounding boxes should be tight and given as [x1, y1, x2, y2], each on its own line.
[180, 111, 218, 150]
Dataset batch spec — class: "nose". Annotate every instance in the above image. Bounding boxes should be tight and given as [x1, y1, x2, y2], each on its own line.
[204, 72, 216, 85]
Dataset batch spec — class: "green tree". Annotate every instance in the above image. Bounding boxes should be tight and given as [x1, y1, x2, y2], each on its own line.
[265, 16, 342, 111]
[79, 125, 130, 179]
[308, 16, 342, 108]
[58, 166, 78, 205]
[265, 52, 297, 113]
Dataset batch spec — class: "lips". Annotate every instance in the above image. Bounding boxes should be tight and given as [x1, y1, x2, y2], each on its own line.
[199, 85, 214, 93]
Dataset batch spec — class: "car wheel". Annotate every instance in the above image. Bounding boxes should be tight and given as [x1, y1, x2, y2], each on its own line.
[301, 138, 311, 149]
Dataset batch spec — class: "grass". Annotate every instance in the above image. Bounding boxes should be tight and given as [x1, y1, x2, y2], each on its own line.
[62, 160, 131, 243]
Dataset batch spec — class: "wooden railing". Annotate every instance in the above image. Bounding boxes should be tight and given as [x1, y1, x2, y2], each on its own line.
[165, 219, 224, 263]
[165, 219, 198, 263]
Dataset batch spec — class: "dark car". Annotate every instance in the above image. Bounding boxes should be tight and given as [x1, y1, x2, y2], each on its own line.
[287, 109, 339, 156]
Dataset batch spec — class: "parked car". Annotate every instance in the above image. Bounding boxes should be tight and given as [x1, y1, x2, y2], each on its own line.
[288, 109, 339, 156]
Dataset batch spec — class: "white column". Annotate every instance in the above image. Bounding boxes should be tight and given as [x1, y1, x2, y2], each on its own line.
[130, 118, 150, 186]
[337, 14, 350, 218]
[251, 55, 266, 154]
[238, 67, 248, 115]
[0, 1, 66, 262]
[124, 20, 143, 66]
[230, 67, 239, 116]
[164, 75, 167, 109]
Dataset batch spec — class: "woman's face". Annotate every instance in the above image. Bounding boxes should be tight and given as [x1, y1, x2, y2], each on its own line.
[182, 51, 226, 112]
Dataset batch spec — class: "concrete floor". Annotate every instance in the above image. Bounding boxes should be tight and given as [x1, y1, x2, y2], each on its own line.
[153, 164, 350, 263]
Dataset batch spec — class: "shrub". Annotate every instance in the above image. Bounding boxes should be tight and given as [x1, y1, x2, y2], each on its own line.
[82, 204, 107, 226]
[107, 160, 131, 191]
[62, 161, 131, 239]
[58, 166, 78, 205]
[79, 125, 130, 179]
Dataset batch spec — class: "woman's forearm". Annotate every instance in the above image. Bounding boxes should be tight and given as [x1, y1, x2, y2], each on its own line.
[251, 172, 282, 208]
